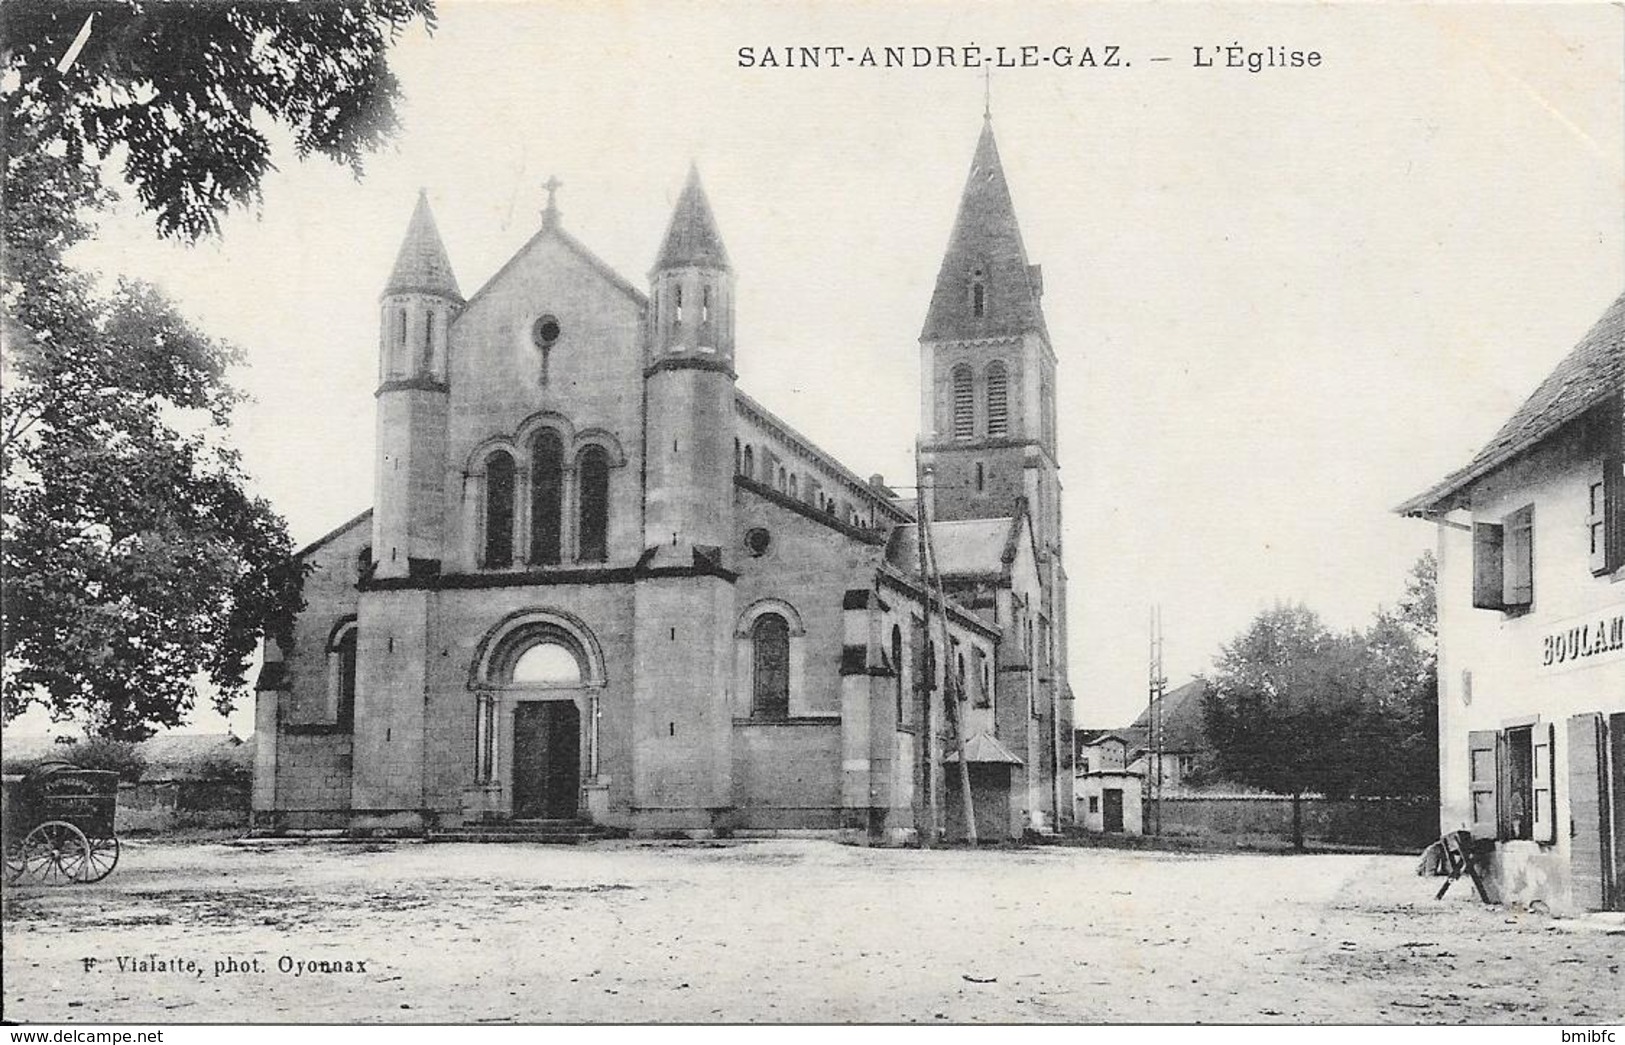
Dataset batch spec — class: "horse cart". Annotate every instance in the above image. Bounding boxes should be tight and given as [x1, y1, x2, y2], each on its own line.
[2, 762, 120, 885]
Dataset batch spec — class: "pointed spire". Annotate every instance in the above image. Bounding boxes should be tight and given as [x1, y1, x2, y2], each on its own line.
[921, 120, 1046, 342]
[383, 190, 463, 301]
[653, 165, 730, 272]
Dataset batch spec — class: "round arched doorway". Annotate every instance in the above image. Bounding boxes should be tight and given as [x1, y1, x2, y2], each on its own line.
[472, 613, 605, 821]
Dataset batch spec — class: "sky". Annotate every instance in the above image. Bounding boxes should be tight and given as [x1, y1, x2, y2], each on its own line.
[22, 1, 1625, 737]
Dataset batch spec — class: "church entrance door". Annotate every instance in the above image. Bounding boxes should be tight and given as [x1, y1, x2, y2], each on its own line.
[512, 700, 580, 819]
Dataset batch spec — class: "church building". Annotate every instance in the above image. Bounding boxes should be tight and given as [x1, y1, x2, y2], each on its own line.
[251, 118, 1074, 841]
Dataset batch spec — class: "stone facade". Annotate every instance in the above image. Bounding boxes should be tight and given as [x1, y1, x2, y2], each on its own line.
[255, 121, 1074, 841]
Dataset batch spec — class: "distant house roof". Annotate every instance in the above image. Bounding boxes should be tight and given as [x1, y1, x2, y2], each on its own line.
[1130, 678, 1211, 753]
[1398, 288, 1625, 515]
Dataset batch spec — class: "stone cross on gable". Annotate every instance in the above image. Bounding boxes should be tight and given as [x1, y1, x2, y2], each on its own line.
[542, 175, 563, 228]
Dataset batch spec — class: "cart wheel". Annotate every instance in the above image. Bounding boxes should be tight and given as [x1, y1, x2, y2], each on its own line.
[80, 834, 120, 883]
[18, 821, 90, 886]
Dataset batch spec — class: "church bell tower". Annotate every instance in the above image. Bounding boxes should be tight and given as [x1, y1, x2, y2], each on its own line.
[372, 190, 462, 579]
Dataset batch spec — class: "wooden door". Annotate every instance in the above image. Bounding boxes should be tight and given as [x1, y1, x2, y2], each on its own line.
[1103, 788, 1125, 833]
[512, 701, 580, 819]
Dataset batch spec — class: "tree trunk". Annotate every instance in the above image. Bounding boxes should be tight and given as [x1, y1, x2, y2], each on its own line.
[1291, 791, 1305, 851]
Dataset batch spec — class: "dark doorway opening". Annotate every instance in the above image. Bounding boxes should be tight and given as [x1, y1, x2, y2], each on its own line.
[512, 701, 580, 819]
[1102, 788, 1125, 833]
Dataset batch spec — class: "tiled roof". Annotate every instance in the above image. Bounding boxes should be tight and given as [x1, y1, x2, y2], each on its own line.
[654, 165, 730, 272]
[383, 191, 463, 300]
[921, 118, 1048, 343]
[1398, 288, 1625, 514]
[1130, 678, 1211, 752]
[885, 516, 1018, 579]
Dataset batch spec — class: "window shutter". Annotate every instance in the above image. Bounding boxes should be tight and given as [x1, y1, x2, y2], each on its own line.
[1504, 506, 1534, 608]
[1532, 721, 1556, 845]
[1467, 729, 1500, 839]
[1606, 440, 1625, 573]
[1589, 475, 1610, 575]
[1472, 522, 1505, 610]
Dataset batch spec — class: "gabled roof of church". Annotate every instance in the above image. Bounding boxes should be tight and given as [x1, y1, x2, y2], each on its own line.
[1398, 287, 1625, 515]
[461, 220, 648, 315]
[383, 191, 463, 300]
[921, 118, 1048, 343]
[654, 166, 730, 272]
[884, 511, 1032, 583]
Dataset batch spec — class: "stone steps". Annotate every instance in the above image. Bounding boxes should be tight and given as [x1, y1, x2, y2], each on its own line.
[426, 819, 625, 845]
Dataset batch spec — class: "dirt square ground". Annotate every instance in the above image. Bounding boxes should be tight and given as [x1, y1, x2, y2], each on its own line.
[2, 837, 1621, 1024]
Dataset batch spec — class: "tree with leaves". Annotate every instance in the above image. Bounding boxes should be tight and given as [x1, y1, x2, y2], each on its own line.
[2, 1, 433, 739]
[1200, 557, 1440, 845]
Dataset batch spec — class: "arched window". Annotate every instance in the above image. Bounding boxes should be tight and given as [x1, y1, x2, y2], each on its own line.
[530, 431, 564, 565]
[952, 364, 974, 439]
[734, 438, 741, 475]
[328, 621, 358, 728]
[422, 310, 436, 371]
[972, 281, 986, 317]
[986, 361, 1009, 436]
[777, 466, 787, 494]
[789, 474, 798, 499]
[891, 625, 905, 725]
[743, 445, 755, 480]
[510, 640, 583, 685]
[751, 613, 790, 719]
[577, 445, 610, 563]
[483, 450, 515, 567]
[956, 651, 967, 703]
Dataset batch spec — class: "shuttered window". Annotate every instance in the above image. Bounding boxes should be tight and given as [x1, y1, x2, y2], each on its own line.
[1590, 476, 1610, 574]
[1504, 505, 1534, 609]
[1532, 722, 1556, 845]
[483, 450, 515, 568]
[1472, 523, 1504, 610]
[952, 365, 974, 439]
[1596, 434, 1624, 575]
[986, 362, 1009, 436]
[1468, 730, 1499, 839]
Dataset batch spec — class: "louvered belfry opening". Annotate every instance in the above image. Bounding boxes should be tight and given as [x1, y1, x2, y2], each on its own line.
[952, 364, 974, 439]
[986, 361, 1008, 436]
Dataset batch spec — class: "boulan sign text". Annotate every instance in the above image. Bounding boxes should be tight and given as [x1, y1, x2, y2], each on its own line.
[1538, 604, 1625, 674]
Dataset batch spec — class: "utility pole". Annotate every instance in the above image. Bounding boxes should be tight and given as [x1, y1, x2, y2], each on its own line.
[914, 445, 938, 847]
[913, 442, 976, 845]
[1147, 605, 1166, 836]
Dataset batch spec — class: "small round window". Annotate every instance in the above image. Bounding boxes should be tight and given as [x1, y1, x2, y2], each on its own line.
[745, 528, 771, 557]
[532, 314, 561, 348]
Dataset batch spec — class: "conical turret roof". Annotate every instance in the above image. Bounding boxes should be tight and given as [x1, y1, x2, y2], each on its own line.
[921, 119, 1046, 341]
[383, 190, 463, 300]
[653, 166, 730, 272]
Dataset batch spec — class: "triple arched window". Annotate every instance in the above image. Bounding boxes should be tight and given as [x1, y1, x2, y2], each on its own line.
[531, 432, 564, 565]
[577, 446, 610, 564]
[481, 438, 613, 568]
[483, 451, 516, 567]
